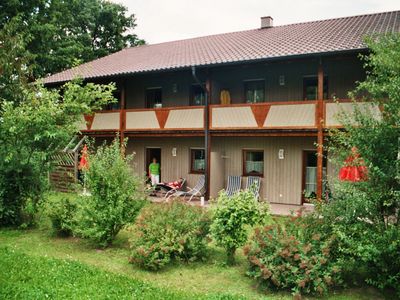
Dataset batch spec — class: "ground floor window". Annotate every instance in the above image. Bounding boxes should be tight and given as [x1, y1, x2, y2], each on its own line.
[243, 150, 264, 176]
[303, 151, 327, 201]
[190, 148, 205, 173]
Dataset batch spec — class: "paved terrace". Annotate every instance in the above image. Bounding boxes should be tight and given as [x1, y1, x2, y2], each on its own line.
[149, 196, 314, 216]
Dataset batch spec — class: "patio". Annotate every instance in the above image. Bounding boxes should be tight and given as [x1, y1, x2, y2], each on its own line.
[148, 196, 314, 216]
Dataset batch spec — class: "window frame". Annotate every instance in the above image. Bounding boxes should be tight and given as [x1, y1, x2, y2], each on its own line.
[301, 150, 328, 203]
[190, 148, 205, 174]
[190, 83, 206, 106]
[302, 76, 329, 100]
[145, 87, 163, 108]
[242, 149, 264, 177]
[243, 79, 265, 103]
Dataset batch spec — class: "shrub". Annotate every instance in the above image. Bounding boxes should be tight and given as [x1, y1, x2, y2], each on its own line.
[245, 215, 343, 297]
[0, 78, 115, 227]
[73, 138, 145, 247]
[129, 201, 211, 271]
[42, 194, 77, 237]
[210, 189, 269, 265]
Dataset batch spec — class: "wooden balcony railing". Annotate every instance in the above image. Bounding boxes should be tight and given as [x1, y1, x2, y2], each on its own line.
[78, 100, 380, 134]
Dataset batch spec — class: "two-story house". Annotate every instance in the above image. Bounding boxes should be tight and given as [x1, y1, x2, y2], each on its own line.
[44, 11, 400, 205]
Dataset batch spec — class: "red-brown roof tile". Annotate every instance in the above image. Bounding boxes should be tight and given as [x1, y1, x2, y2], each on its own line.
[43, 10, 400, 84]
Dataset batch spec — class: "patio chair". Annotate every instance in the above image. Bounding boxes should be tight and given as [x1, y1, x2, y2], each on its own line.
[225, 176, 242, 197]
[167, 175, 205, 202]
[162, 178, 186, 199]
[245, 176, 261, 200]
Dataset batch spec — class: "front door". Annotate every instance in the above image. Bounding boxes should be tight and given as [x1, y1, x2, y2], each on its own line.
[146, 147, 161, 179]
[302, 150, 327, 203]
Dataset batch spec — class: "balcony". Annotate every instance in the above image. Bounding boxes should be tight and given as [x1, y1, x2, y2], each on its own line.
[78, 100, 380, 134]
[210, 101, 317, 130]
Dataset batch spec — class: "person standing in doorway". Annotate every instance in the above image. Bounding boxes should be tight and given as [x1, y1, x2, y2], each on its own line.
[149, 157, 160, 186]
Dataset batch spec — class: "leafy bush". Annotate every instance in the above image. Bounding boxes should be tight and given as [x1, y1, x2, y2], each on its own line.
[0, 78, 115, 227]
[245, 216, 343, 297]
[315, 185, 400, 296]
[42, 194, 77, 237]
[210, 189, 269, 265]
[129, 201, 211, 271]
[73, 138, 145, 247]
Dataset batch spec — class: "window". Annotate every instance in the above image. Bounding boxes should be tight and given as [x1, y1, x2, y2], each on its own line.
[303, 151, 327, 201]
[303, 76, 328, 100]
[104, 90, 121, 110]
[190, 149, 205, 173]
[191, 84, 206, 106]
[244, 80, 265, 103]
[146, 88, 162, 108]
[243, 150, 264, 176]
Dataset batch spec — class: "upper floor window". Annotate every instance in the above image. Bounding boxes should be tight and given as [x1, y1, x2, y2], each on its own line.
[146, 87, 162, 108]
[190, 148, 205, 173]
[303, 76, 328, 100]
[243, 150, 264, 177]
[244, 80, 265, 103]
[103, 90, 121, 110]
[191, 84, 206, 106]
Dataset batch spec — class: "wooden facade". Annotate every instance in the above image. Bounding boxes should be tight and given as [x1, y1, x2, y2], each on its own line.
[68, 53, 374, 204]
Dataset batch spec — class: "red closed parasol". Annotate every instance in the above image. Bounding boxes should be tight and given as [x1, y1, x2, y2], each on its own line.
[339, 147, 368, 182]
[79, 145, 89, 171]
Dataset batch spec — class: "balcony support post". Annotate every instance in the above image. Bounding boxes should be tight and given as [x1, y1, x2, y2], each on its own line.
[205, 76, 211, 200]
[316, 60, 324, 200]
[120, 84, 126, 152]
[191, 66, 211, 200]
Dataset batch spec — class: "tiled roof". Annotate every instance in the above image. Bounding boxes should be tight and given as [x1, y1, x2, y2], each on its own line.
[43, 10, 400, 84]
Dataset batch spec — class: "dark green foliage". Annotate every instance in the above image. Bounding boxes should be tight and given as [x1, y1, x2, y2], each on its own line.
[129, 201, 211, 271]
[324, 34, 400, 296]
[210, 190, 269, 265]
[73, 138, 145, 247]
[0, 0, 145, 79]
[42, 194, 77, 237]
[245, 216, 343, 297]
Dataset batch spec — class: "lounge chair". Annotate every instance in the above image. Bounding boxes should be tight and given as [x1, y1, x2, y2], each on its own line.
[167, 175, 205, 202]
[162, 178, 186, 199]
[245, 176, 261, 200]
[225, 176, 242, 197]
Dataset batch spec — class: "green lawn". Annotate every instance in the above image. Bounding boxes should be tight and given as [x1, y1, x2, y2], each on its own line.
[0, 226, 385, 300]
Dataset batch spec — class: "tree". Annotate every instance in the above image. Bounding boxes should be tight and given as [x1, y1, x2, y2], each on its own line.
[0, 17, 33, 106]
[0, 0, 144, 79]
[329, 33, 400, 225]
[0, 80, 116, 226]
[73, 138, 145, 247]
[324, 33, 400, 295]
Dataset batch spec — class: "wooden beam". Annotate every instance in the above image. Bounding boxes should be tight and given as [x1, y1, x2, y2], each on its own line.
[120, 83, 126, 152]
[205, 76, 212, 200]
[316, 61, 324, 200]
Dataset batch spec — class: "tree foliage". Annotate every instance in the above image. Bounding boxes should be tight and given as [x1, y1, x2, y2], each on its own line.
[73, 138, 145, 247]
[0, 80, 115, 226]
[0, 0, 144, 79]
[323, 33, 400, 296]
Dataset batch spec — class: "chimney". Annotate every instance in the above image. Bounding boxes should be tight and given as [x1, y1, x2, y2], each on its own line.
[261, 16, 273, 29]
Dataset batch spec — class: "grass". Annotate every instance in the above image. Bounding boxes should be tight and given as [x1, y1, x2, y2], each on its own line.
[0, 192, 388, 300]
[0, 227, 386, 300]
[0, 247, 242, 300]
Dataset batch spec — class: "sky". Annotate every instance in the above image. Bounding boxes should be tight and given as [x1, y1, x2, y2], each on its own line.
[112, 0, 400, 44]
